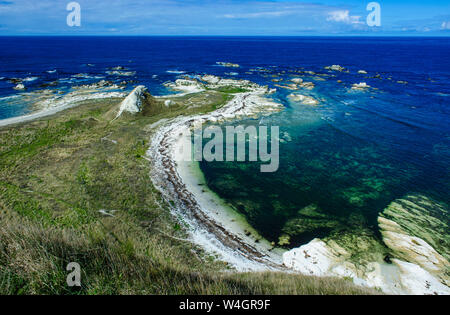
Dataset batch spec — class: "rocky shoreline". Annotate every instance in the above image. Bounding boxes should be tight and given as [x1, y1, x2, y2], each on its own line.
[146, 75, 450, 294]
[283, 195, 449, 295]
[147, 76, 286, 271]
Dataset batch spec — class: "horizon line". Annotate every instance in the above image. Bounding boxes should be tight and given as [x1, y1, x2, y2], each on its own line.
[0, 34, 449, 38]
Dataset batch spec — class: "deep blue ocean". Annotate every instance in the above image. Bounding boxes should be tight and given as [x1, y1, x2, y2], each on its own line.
[0, 36, 449, 247]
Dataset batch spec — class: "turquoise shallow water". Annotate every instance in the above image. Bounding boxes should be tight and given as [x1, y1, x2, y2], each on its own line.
[197, 39, 450, 248]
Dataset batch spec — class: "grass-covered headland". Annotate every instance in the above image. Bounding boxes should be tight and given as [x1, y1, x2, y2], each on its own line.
[0, 89, 378, 295]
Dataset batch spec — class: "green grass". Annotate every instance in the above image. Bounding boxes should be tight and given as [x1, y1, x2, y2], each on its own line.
[212, 86, 250, 94]
[0, 93, 379, 295]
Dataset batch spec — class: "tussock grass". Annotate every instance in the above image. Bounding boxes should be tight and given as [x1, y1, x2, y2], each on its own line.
[0, 93, 379, 295]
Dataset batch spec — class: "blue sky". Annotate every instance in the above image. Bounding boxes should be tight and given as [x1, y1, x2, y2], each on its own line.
[0, 0, 449, 35]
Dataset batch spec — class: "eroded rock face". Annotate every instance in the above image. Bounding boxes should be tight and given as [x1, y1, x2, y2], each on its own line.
[379, 195, 449, 286]
[116, 85, 152, 118]
[379, 217, 448, 274]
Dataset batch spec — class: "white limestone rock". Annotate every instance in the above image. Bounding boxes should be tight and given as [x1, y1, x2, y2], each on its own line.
[351, 82, 370, 90]
[216, 61, 240, 68]
[13, 83, 26, 90]
[164, 79, 205, 95]
[325, 65, 345, 72]
[291, 78, 303, 84]
[116, 85, 148, 118]
[379, 217, 448, 274]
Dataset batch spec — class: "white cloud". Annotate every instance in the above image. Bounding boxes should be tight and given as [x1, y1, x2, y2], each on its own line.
[326, 10, 362, 24]
[223, 11, 290, 19]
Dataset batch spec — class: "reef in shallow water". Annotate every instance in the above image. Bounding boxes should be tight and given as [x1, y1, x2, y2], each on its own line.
[283, 194, 450, 294]
[379, 194, 449, 286]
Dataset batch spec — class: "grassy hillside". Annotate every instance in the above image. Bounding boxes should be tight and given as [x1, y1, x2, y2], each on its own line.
[0, 91, 379, 295]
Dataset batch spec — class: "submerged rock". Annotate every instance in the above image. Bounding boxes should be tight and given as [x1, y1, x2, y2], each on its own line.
[274, 83, 298, 90]
[325, 65, 345, 72]
[298, 81, 315, 90]
[216, 61, 240, 68]
[110, 66, 127, 71]
[291, 78, 303, 84]
[8, 78, 23, 84]
[288, 94, 319, 105]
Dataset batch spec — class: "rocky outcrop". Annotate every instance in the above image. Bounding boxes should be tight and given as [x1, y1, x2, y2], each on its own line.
[291, 78, 303, 84]
[325, 65, 345, 72]
[284, 194, 450, 295]
[351, 82, 370, 90]
[13, 83, 26, 90]
[298, 81, 315, 90]
[73, 80, 125, 90]
[216, 62, 240, 68]
[379, 217, 448, 274]
[113, 85, 156, 119]
[379, 195, 449, 286]
[164, 79, 205, 95]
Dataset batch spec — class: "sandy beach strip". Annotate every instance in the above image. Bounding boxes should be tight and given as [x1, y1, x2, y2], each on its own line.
[147, 89, 286, 271]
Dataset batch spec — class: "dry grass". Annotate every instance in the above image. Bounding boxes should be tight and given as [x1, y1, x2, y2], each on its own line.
[0, 211, 377, 295]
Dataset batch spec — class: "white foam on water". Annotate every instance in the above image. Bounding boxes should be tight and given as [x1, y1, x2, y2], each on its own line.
[23, 77, 39, 82]
[167, 70, 186, 74]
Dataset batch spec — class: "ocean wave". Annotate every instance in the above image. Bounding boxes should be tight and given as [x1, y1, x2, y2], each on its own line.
[71, 73, 105, 79]
[0, 95, 21, 101]
[58, 78, 75, 83]
[106, 70, 136, 77]
[166, 70, 186, 74]
[46, 70, 57, 74]
[23, 77, 39, 82]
